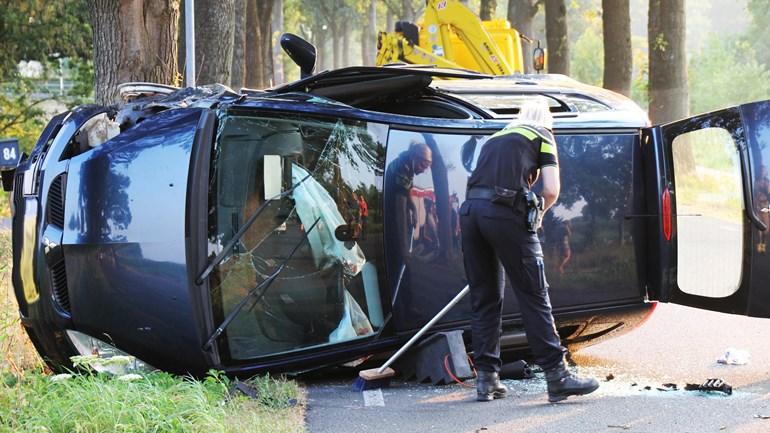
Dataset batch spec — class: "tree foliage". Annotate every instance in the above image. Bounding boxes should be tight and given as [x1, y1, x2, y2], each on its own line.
[0, 0, 91, 81]
[689, 36, 770, 115]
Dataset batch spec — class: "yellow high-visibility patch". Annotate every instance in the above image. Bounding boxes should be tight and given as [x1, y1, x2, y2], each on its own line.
[540, 141, 557, 155]
[490, 125, 554, 155]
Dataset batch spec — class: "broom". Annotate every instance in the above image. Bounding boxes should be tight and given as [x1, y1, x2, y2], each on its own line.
[353, 285, 470, 390]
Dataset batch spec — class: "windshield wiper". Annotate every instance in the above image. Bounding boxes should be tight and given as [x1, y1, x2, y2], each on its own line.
[196, 172, 312, 285]
[202, 216, 321, 351]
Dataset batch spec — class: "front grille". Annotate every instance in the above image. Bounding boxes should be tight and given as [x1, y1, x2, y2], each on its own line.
[47, 174, 65, 228]
[50, 259, 70, 313]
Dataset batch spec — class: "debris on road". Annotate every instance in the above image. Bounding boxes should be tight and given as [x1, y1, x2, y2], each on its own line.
[717, 348, 750, 365]
[656, 383, 678, 391]
[684, 378, 732, 395]
[605, 373, 615, 382]
[754, 414, 770, 420]
[607, 424, 631, 430]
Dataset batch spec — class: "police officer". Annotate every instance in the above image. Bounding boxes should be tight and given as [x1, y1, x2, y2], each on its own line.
[460, 99, 599, 402]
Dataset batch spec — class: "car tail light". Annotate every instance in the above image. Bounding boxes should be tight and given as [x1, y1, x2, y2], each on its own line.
[662, 187, 672, 241]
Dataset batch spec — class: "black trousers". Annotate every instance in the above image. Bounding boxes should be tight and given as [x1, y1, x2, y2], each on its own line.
[460, 199, 565, 373]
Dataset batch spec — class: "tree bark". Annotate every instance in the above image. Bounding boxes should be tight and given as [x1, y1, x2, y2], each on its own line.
[245, 0, 260, 88]
[195, 0, 234, 86]
[272, 0, 284, 84]
[545, 0, 569, 75]
[343, 23, 351, 67]
[508, 0, 540, 73]
[367, 0, 377, 65]
[332, 25, 341, 69]
[91, 0, 180, 105]
[602, 0, 631, 96]
[480, 0, 497, 21]
[256, 0, 274, 87]
[402, 0, 415, 22]
[649, 0, 688, 123]
[231, 0, 247, 89]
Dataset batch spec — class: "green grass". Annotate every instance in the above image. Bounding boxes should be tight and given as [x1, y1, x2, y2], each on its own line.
[1, 230, 306, 433]
[0, 371, 305, 433]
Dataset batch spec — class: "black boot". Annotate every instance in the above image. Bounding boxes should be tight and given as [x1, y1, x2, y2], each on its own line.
[545, 361, 599, 402]
[476, 370, 508, 402]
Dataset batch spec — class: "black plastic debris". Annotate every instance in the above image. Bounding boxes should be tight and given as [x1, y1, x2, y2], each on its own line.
[229, 379, 260, 400]
[684, 378, 732, 395]
[500, 360, 533, 380]
[657, 383, 678, 392]
[228, 379, 298, 407]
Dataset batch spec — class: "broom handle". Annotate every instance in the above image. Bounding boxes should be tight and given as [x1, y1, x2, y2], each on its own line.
[378, 285, 470, 374]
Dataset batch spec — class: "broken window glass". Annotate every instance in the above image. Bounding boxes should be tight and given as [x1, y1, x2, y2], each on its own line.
[208, 112, 387, 360]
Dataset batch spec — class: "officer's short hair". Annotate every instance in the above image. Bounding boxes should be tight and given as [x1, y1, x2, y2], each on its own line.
[509, 97, 553, 130]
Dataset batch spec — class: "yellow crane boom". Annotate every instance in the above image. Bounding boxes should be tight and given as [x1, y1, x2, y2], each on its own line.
[376, 0, 525, 75]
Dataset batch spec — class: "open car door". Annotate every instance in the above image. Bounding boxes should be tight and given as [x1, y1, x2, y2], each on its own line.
[644, 100, 770, 318]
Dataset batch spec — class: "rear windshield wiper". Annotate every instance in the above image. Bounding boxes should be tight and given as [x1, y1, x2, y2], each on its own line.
[202, 216, 321, 351]
[195, 172, 312, 285]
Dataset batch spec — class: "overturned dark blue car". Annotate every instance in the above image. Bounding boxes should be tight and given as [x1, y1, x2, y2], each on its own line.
[10, 58, 770, 376]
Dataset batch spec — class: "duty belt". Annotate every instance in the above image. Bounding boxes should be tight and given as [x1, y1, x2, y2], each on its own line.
[467, 186, 544, 232]
[466, 186, 497, 200]
[467, 186, 524, 210]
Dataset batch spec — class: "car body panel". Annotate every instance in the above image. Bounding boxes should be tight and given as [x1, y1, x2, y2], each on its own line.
[62, 108, 209, 373]
[644, 100, 770, 319]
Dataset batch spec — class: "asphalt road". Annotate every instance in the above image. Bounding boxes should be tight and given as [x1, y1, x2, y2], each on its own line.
[303, 303, 770, 433]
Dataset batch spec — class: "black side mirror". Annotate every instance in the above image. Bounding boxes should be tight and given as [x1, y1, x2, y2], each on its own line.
[280, 33, 316, 79]
[533, 40, 546, 73]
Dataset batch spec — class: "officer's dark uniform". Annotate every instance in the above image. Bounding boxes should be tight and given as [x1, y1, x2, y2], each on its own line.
[460, 124, 564, 374]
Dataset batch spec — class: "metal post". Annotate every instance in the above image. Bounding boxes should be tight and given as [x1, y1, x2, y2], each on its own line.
[185, 0, 195, 87]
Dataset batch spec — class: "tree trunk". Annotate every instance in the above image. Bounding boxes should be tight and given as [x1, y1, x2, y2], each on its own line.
[231, 0, 247, 89]
[386, 12, 394, 33]
[343, 23, 351, 66]
[508, 0, 539, 73]
[367, 1, 377, 65]
[480, 0, 497, 21]
[245, 0, 261, 88]
[602, 0, 631, 96]
[256, 0, 274, 87]
[272, 0, 284, 85]
[402, 0, 415, 22]
[545, 0, 569, 75]
[195, 0, 234, 86]
[332, 25, 342, 69]
[91, 0, 180, 105]
[362, 19, 370, 66]
[178, 2, 185, 80]
[649, 0, 688, 123]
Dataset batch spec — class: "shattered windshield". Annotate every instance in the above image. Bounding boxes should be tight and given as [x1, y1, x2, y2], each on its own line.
[208, 112, 388, 360]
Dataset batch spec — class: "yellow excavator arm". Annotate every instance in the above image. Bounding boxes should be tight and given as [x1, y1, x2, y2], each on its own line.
[376, 0, 525, 75]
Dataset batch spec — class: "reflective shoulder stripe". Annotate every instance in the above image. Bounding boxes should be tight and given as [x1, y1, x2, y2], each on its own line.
[489, 125, 557, 156]
[489, 126, 538, 141]
[518, 124, 557, 156]
[540, 140, 557, 156]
